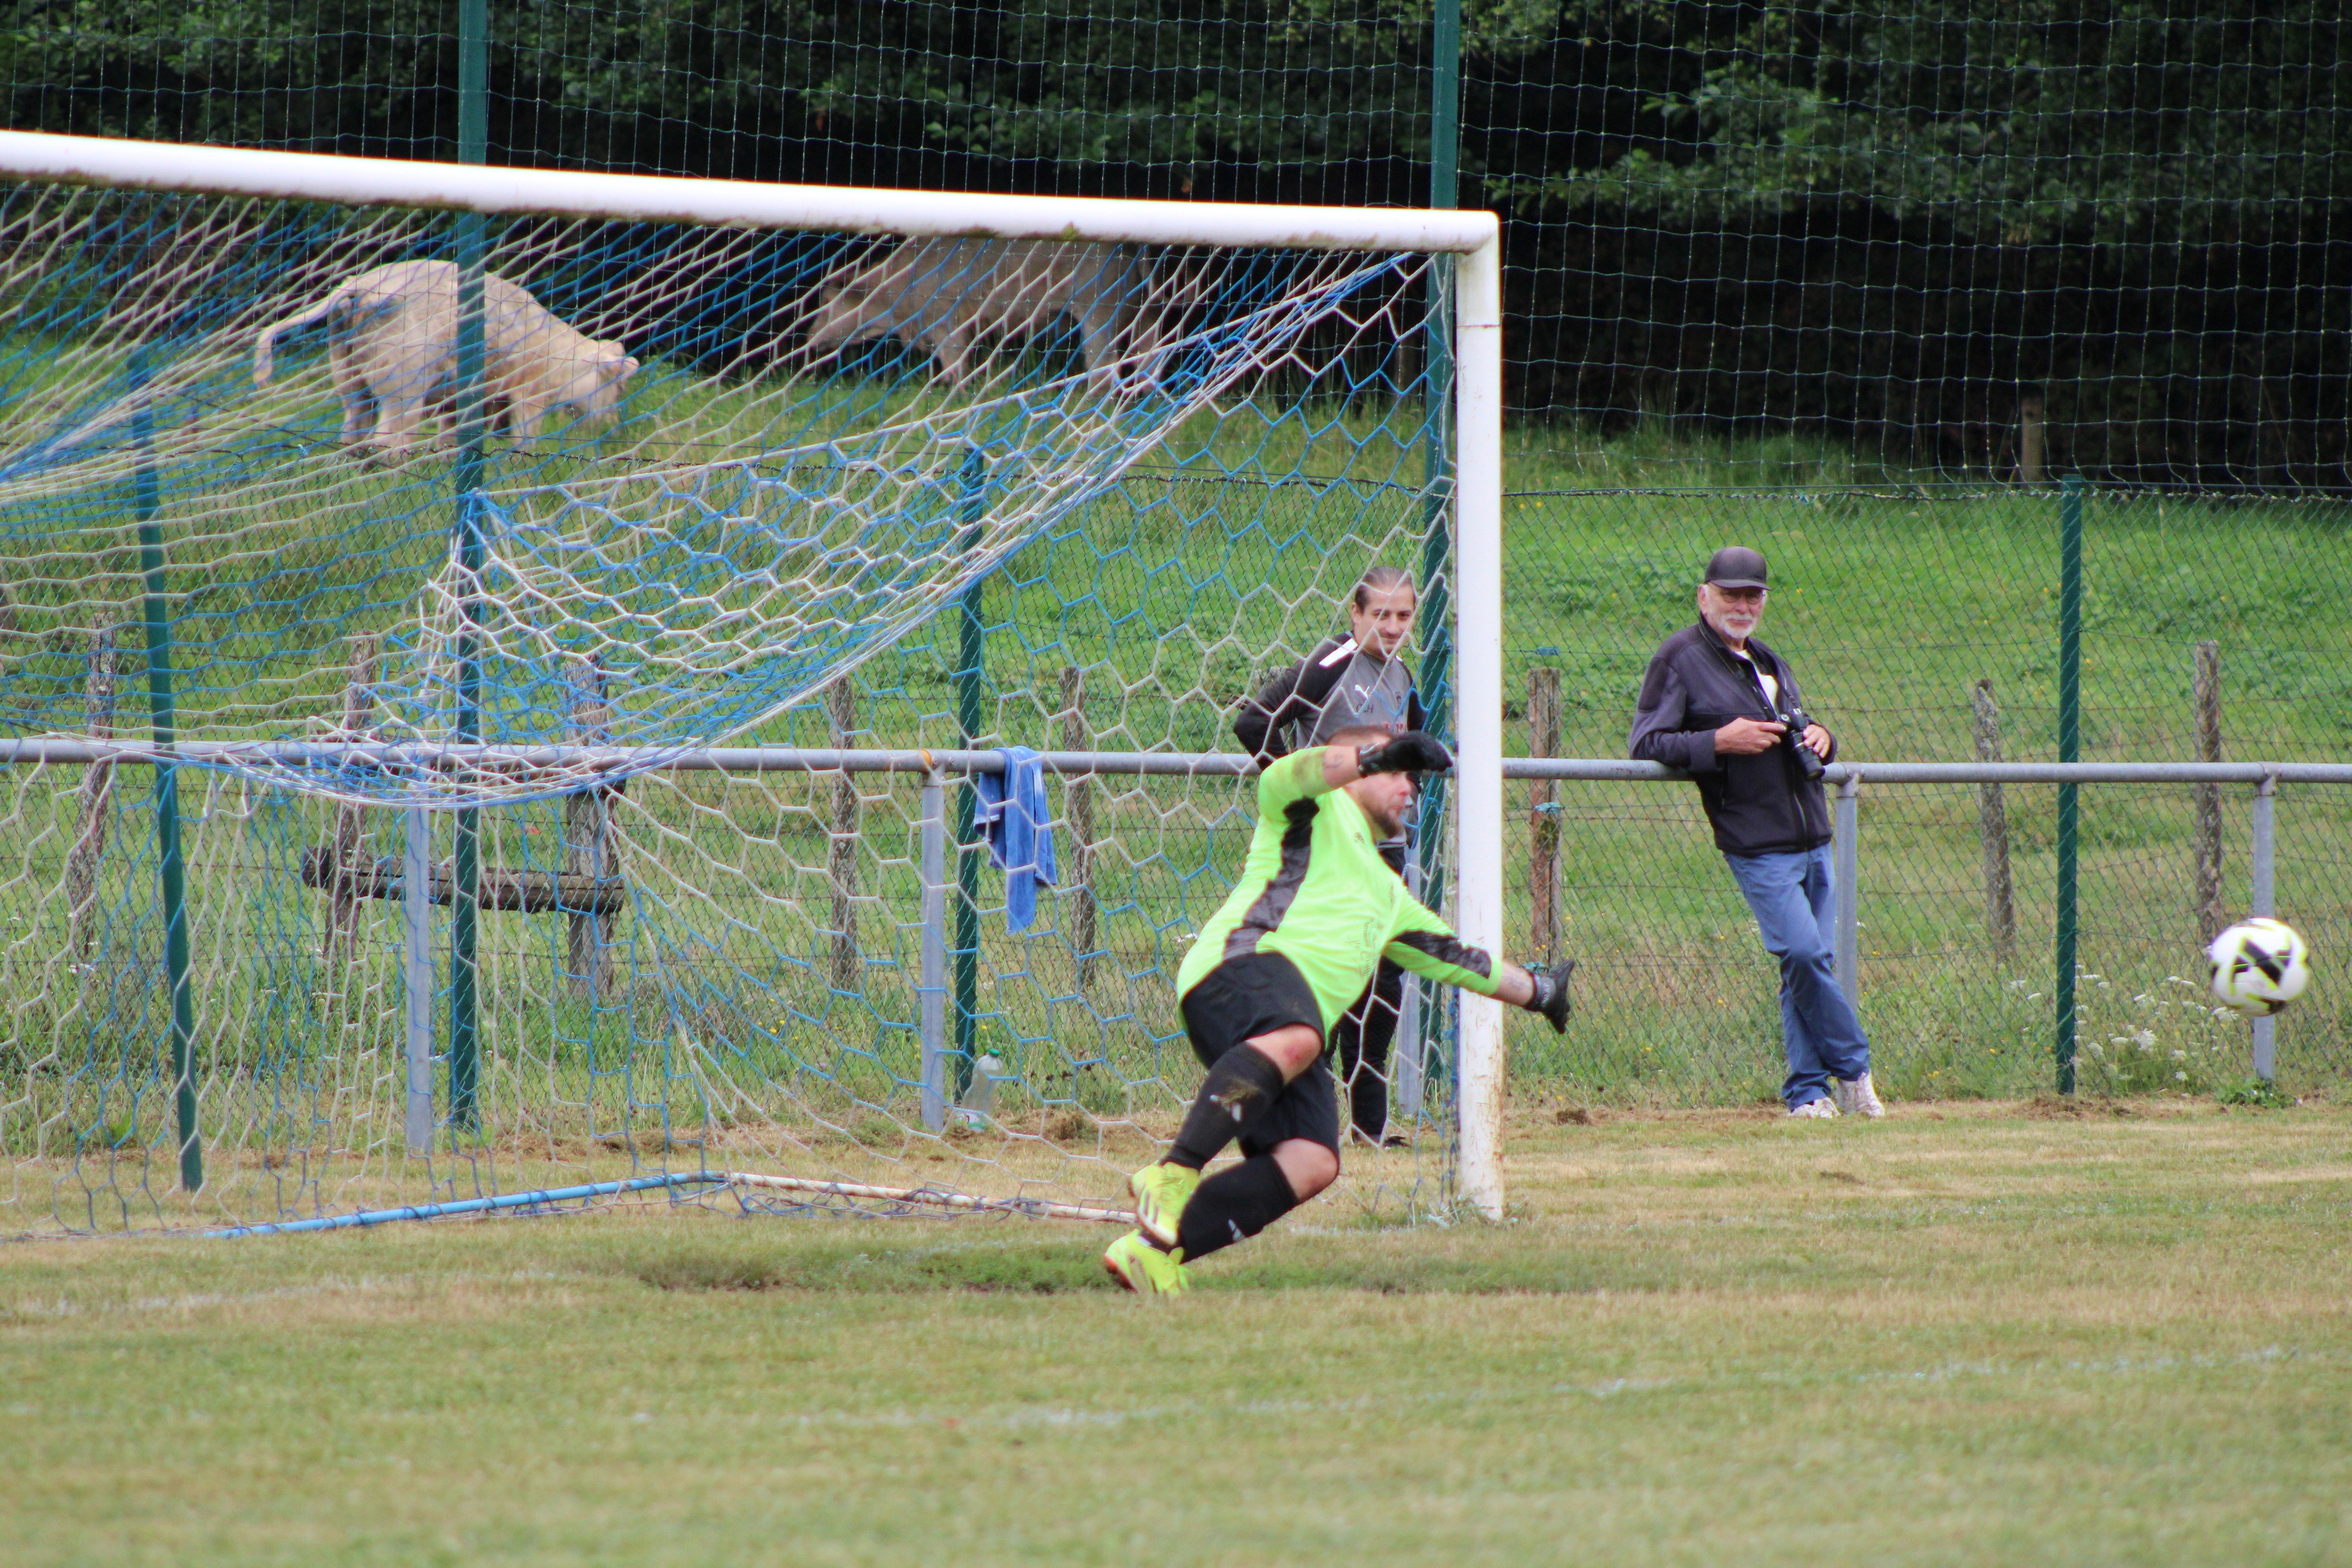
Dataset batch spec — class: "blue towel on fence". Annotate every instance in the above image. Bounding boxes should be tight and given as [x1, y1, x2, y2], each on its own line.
[975, 747, 1058, 933]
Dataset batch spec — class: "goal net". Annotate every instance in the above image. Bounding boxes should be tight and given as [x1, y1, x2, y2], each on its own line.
[0, 132, 1505, 1236]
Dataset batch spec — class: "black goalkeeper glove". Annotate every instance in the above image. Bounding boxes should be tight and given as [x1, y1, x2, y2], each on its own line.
[1355, 731, 1453, 778]
[1522, 958, 1577, 1034]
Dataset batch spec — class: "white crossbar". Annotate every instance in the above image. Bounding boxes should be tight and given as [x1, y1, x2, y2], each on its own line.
[0, 130, 1499, 256]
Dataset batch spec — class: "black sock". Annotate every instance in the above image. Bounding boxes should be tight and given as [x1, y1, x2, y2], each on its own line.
[1166, 1044, 1288, 1170]
[1349, 1069, 1388, 1143]
[1174, 1154, 1302, 1261]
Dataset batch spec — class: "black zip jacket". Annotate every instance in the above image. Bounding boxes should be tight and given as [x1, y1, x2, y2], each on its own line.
[1627, 620, 1838, 857]
[1233, 636, 1427, 764]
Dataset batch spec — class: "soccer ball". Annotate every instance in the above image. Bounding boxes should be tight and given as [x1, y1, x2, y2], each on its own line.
[2206, 918, 2312, 1017]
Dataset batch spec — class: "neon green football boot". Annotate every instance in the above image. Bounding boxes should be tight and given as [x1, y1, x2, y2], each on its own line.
[1128, 1161, 1200, 1249]
[1102, 1229, 1190, 1297]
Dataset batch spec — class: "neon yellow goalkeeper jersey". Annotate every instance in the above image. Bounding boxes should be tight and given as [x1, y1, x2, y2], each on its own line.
[1177, 748, 1507, 1030]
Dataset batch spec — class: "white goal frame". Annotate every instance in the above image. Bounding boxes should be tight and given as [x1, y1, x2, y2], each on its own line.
[0, 130, 1512, 1219]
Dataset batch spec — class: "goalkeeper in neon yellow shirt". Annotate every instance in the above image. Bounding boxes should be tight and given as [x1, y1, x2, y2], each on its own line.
[1103, 727, 1576, 1295]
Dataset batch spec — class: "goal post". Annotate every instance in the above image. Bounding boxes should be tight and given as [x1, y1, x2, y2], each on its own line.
[1451, 236, 1507, 1222]
[0, 130, 1509, 1232]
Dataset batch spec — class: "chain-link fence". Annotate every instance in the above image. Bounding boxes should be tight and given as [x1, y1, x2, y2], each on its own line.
[2, 2, 2349, 1226]
[1499, 482, 2351, 1102]
[1504, 766, 2352, 1107]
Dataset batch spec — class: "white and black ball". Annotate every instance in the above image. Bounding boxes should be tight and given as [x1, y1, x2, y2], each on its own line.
[2206, 918, 2312, 1017]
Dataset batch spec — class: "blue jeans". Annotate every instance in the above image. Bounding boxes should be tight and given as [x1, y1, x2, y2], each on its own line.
[1724, 845, 1871, 1109]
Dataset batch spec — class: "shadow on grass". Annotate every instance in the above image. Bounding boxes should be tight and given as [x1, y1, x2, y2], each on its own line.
[620, 1230, 1122, 1294]
[617, 1225, 1686, 1296]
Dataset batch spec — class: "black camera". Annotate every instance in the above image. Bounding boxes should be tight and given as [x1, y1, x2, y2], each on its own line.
[1780, 703, 1826, 780]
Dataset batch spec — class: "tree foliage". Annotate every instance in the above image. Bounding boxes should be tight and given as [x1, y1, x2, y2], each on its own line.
[7, 2, 2350, 481]
[12, 1, 2346, 236]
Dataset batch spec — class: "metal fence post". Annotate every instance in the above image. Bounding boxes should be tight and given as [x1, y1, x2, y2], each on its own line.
[403, 807, 435, 1150]
[1415, 3, 1462, 1159]
[132, 355, 202, 1194]
[1431, 0, 1461, 213]
[130, 348, 202, 1194]
[918, 767, 948, 1132]
[1834, 774, 1860, 1000]
[952, 448, 985, 1102]
[446, 0, 491, 1133]
[2250, 772, 2277, 1085]
[2054, 474, 2085, 1094]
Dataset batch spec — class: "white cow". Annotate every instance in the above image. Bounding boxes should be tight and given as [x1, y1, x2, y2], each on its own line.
[795, 238, 1160, 393]
[254, 259, 639, 460]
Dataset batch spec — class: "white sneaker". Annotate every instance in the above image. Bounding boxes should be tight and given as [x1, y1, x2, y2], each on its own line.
[1788, 1097, 1839, 1119]
[1833, 1072, 1886, 1119]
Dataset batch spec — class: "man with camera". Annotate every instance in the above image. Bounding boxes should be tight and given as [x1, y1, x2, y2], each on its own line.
[1628, 546, 1882, 1118]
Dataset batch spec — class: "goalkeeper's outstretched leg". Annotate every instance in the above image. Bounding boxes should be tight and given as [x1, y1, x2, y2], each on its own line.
[1105, 729, 1576, 1290]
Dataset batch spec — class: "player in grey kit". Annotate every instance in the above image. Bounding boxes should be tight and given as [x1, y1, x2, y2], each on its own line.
[1233, 564, 1425, 1146]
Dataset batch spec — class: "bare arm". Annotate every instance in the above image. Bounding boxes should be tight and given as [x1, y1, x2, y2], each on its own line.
[1491, 963, 1539, 1007]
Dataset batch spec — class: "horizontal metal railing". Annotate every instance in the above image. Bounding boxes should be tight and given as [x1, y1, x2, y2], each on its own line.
[2, 740, 2333, 1113]
[5, 737, 2350, 786]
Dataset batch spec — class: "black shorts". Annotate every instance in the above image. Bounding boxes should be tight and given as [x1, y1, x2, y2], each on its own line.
[1179, 951, 1340, 1157]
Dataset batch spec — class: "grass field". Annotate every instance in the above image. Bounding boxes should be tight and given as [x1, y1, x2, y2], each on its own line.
[5, 1098, 2348, 1566]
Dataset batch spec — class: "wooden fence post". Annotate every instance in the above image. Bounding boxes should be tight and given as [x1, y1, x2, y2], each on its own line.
[565, 655, 620, 1002]
[64, 624, 120, 960]
[2017, 389, 2047, 484]
[1972, 678, 2016, 958]
[2193, 641, 2224, 940]
[824, 676, 861, 992]
[1057, 665, 1097, 990]
[1526, 666, 1562, 961]
[321, 633, 379, 961]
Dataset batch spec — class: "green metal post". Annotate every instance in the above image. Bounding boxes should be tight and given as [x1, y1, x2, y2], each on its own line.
[456, 0, 489, 169]
[2054, 474, 2084, 1094]
[448, 0, 491, 1131]
[1429, 0, 1462, 214]
[1419, 0, 1460, 748]
[1415, 0, 1463, 1110]
[130, 349, 202, 1193]
[952, 447, 986, 1098]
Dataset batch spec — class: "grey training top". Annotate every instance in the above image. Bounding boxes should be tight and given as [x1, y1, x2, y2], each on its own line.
[1297, 642, 1415, 748]
[1292, 642, 1415, 851]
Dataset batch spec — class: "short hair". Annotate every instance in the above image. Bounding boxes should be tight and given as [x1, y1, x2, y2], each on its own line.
[1350, 565, 1416, 611]
[1324, 724, 1397, 750]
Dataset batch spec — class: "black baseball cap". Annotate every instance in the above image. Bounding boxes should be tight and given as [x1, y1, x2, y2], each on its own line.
[1703, 546, 1769, 590]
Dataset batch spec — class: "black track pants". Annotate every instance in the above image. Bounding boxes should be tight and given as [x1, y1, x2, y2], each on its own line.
[1335, 956, 1404, 1141]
